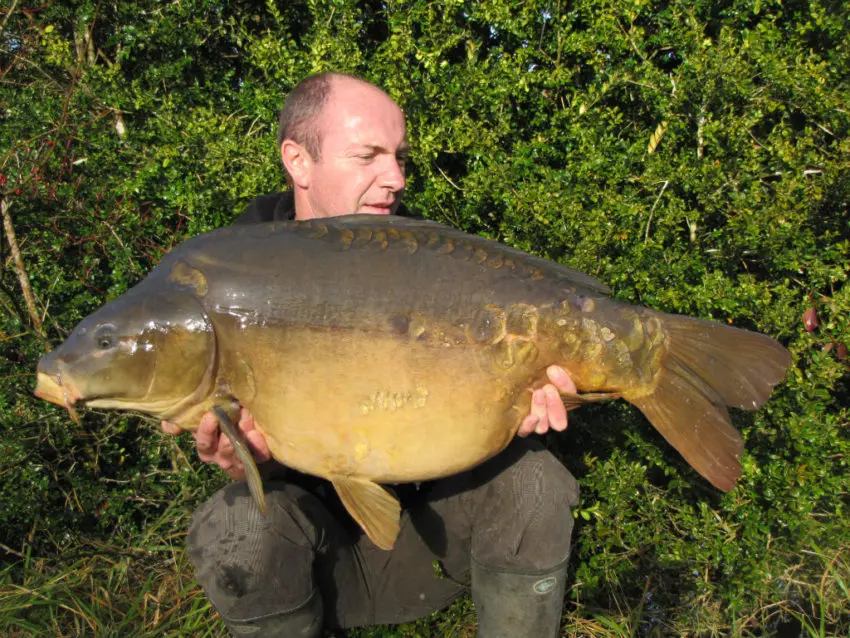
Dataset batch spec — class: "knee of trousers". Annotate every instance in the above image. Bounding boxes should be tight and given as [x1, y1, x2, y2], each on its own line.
[186, 480, 325, 623]
[469, 439, 580, 572]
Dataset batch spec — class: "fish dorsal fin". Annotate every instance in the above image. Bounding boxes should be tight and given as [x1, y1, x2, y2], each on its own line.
[314, 215, 613, 297]
[331, 476, 401, 550]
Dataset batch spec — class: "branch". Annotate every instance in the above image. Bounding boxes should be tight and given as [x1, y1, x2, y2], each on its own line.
[644, 180, 669, 245]
[0, 0, 20, 40]
[1, 196, 47, 340]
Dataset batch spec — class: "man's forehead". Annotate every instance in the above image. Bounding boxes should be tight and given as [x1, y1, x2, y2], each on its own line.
[325, 83, 403, 118]
[318, 81, 406, 148]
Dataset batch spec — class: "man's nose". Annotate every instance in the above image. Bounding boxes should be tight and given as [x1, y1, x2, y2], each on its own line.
[378, 157, 405, 191]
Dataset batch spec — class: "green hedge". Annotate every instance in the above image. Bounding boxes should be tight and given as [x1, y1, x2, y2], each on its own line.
[1, 1, 848, 635]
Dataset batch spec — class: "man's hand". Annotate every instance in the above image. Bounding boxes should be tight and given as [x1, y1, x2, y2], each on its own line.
[161, 408, 272, 480]
[518, 366, 577, 437]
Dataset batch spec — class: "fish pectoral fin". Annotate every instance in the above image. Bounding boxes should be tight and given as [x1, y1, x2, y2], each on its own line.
[559, 391, 620, 411]
[331, 476, 401, 551]
[212, 405, 267, 516]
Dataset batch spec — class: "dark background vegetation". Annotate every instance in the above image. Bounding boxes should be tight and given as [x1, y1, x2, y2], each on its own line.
[1, 0, 848, 635]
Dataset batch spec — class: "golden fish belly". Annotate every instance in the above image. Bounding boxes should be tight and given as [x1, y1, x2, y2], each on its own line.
[225, 323, 541, 483]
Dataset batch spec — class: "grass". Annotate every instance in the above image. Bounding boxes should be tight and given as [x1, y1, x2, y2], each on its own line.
[3, 501, 848, 638]
[0, 497, 221, 637]
[775, 546, 850, 638]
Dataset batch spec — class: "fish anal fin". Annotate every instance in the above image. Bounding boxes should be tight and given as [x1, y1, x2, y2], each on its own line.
[627, 357, 743, 491]
[559, 391, 620, 411]
[332, 476, 401, 550]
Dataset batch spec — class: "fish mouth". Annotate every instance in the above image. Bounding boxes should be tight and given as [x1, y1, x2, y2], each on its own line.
[34, 371, 82, 424]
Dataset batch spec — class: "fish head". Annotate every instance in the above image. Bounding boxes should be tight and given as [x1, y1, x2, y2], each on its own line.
[35, 290, 216, 420]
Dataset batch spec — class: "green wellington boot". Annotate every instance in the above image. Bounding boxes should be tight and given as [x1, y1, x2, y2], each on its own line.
[471, 557, 569, 637]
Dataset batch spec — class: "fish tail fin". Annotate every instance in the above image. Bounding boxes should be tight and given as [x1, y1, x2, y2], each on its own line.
[626, 313, 790, 491]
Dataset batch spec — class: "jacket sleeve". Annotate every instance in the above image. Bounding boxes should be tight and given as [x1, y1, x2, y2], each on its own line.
[232, 192, 294, 225]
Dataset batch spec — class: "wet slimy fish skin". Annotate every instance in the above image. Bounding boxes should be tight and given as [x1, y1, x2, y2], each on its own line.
[34, 215, 790, 550]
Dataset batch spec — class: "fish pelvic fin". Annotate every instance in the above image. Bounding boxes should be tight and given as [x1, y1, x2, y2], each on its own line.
[332, 476, 401, 550]
[627, 313, 790, 491]
[212, 405, 267, 516]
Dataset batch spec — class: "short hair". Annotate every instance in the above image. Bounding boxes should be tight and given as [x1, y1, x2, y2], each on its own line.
[277, 71, 379, 161]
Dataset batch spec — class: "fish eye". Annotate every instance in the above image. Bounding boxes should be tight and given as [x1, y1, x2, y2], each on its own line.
[94, 324, 117, 350]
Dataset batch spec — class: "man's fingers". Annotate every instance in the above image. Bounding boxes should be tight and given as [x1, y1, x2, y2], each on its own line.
[238, 407, 256, 432]
[188, 407, 270, 476]
[530, 387, 551, 435]
[546, 365, 577, 396]
[518, 368, 576, 438]
[543, 384, 568, 432]
[239, 409, 272, 461]
[517, 415, 539, 437]
[160, 421, 182, 435]
[193, 412, 222, 461]
[225, 464, 247, 481]
[218, 431, 235, 459]
[245, 430, 272, 463]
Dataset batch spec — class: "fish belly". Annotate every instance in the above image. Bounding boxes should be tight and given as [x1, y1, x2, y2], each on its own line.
[228, 323, 538, 483]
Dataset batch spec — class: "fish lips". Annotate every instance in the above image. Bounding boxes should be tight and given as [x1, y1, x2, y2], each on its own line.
[34, 364, 83, 424]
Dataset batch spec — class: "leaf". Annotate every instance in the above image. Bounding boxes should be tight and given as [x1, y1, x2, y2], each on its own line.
[647, 121, 668, 154]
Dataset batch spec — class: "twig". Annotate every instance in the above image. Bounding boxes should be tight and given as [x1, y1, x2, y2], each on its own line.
[644, 180, 669, 245]
[102, 220, 141, 274]
[617, 20, 647, 63]
[436, 165, 462, 191]
[0, 0, 20, 40]
[1, 197, 47, 339]
[697, 99, 706, 160]
[622, 79, 660, 91]
[0, 540, 26, 559]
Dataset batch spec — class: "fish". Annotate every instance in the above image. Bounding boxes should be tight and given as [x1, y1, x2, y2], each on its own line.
[34, 214, 791, 549]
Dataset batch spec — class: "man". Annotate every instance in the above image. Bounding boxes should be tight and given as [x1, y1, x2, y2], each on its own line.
[164, 72, 580, 637]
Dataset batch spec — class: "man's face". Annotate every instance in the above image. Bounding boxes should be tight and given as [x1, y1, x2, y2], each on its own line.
[294, 79, 408, 220]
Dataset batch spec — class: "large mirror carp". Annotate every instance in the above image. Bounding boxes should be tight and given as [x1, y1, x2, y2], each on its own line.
[35, 215, 790, 549]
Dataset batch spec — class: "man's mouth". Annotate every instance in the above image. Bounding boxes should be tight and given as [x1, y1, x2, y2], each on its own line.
[360, 202, 395, 214]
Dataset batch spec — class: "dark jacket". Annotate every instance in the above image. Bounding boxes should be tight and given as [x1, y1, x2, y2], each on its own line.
[233, 191, 297, 224]
[233, 191, 411, 225]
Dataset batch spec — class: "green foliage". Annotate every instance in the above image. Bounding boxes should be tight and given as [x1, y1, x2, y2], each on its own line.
[1, 0, 848, 635]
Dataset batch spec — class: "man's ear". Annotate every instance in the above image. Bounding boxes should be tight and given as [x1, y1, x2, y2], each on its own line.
[281, 139, 312, 188]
